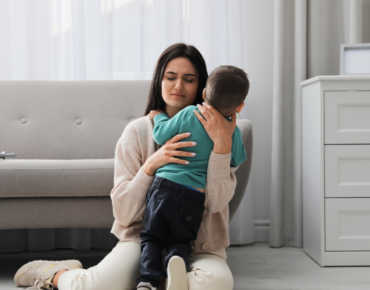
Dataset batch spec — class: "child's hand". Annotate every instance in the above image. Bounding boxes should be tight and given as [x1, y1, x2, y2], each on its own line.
[148, 109, 165, 120]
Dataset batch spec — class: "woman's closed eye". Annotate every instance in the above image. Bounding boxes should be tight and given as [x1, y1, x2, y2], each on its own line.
[166, 77, 194, 83]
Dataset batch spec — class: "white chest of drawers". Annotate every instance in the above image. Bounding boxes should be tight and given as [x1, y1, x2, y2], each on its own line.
[301, 76, 370, 266]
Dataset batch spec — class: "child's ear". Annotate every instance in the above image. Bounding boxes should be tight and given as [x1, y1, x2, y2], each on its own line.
[202, 88, 206, 100]
[235, 102, 245, 113]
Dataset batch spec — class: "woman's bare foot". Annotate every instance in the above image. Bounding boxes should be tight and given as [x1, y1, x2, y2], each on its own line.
[52, 269, 69, 288]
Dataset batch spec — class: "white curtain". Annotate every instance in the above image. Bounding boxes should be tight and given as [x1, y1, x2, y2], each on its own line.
[0, 0, 248, 81]
[0, 0, 254, 246]
[269, 0, 307, 249]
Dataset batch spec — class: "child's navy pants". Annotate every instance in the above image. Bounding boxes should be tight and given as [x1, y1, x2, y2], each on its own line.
[136, 176, 205, 288]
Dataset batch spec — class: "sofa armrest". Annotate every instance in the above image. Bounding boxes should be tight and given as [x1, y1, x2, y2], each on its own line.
[229, 119, 253, 220]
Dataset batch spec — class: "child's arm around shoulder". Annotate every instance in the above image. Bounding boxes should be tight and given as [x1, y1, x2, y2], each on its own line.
[149, 107, 190, 145]
[230, 125, 247, 167]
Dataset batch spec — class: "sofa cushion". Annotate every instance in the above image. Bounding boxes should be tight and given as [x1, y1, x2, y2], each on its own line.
[0, 159, 114, 198]
[0, 80, 151, 160]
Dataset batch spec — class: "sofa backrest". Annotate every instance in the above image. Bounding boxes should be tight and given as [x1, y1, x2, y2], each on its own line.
[0, 81, 151, 159]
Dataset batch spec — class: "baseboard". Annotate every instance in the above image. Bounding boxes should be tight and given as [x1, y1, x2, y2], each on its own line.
[255, 219, 270, 242]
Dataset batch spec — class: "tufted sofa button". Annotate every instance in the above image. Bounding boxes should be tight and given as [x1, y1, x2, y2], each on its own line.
[20, 118, 27, 124]
[187, 216, 191, 221]
[75, 119, 82, 125]
[201, 243, 209, 250]
[129, 118, 135, 122]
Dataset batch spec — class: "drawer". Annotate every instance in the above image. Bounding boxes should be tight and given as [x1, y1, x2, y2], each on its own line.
[325, 145, 370, 197]
[325, 91, 370, 144]
[326, 198, 370, 251]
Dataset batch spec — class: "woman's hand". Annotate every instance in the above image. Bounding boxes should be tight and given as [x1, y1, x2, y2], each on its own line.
[148, 109, 165, 120]
[143, 132, 196, 176]
[193, 103, 236, 154]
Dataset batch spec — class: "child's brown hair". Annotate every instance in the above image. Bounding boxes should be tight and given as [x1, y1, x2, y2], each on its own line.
[205, 65, 249, 116]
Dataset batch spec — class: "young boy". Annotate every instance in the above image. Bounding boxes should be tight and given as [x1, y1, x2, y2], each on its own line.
[136, 65, 249, 290]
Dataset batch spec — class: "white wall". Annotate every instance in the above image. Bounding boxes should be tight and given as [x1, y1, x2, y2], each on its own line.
[239, 1, 274, 227]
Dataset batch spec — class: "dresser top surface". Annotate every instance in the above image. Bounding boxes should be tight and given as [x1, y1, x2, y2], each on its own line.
[301, 75, 370, 87]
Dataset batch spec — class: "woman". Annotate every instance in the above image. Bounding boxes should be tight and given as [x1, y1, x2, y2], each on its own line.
[15, 43, 239, 290]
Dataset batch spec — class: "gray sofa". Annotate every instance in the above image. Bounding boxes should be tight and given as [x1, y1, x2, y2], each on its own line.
[0, 81, 253, 253]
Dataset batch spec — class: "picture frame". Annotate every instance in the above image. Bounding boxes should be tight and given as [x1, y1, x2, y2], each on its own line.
[340, 43, 370, 75]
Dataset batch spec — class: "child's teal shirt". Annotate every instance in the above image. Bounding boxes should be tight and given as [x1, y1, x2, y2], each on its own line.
[153, 105, 247, 189]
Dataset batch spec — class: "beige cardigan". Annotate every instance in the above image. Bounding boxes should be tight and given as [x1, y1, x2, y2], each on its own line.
[110, 116, 239, 254]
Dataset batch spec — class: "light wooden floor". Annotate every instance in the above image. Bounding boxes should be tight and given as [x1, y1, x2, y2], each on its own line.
[229, 243, 370, 290]
[1, 242, 369, 290]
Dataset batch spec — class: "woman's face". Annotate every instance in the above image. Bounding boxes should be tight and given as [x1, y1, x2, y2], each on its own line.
[161, 57, 199, 118]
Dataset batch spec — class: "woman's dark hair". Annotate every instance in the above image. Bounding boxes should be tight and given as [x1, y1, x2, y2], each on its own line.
[143, 43, 208, 116]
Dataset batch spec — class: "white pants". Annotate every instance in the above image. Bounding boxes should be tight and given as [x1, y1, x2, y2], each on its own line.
[58, 241, 233, 290]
